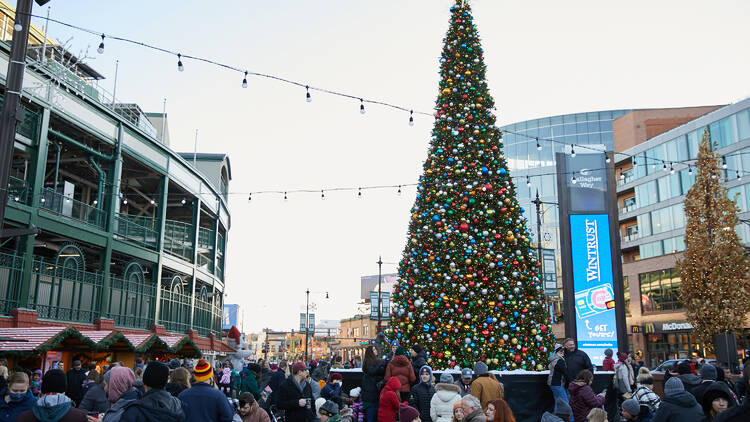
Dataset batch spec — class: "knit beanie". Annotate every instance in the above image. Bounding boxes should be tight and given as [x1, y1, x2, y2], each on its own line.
[664, 377, 685, 396]
[168, 358, 181, 370]
[677, 361, 692, 375]
[411, 344, 423, 354]
[473, 361, 489, 376]
[440, 372, 454, 384]
[349, 387, 361, 398]
[395, 346, 408, 357]
[555, 398, 572, 418]
[329, 372, 343, 382]
[42, 369, 66, 394]
[143, 361, 169, 389]
[621, 399, 640, 416]
[453, 400, 463, 413]
[292, 361, 307, 374]
[604, 349, 613, 357]
[399, 404, 420, 422]
[315, 398, 327, 413]
[319, 400, 339, 417]
[193, 359, 213, 383]
[700, 364, 717, 381]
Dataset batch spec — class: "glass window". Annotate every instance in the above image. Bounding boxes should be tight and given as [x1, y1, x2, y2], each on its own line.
[671, 204, 685, 230]
[674, 136, 689, 162]
[639, 240, 663, 260]
[576, 122, 587, 134]
[623, 276, 631, 316]
[710, 115, 736, 149]
[640, 268, 682, 312]
[651, 207, 672, 234]
[633, 153, 647, 179]
[599, 120, 613, 132]
[599, 111, 613, 120]
[670, 173, 682, 197]
[665, 139, 679, 161]
[587, 121, 600, 133]
[564, 124, 577, 136]
[658, 177, 671, 200]
[737, 109, 750, 141]
[563, 114, 575, 124]
[602, 131, 614, 146]
[674, 235, 685, 252]
[551, 115, 563, 125]
[687, 129, 703, 159]
[637, 213, 652, 237]
[728, 186, 746, 212]
[680, 168, 695, 192]
[635, 180, 659, 207]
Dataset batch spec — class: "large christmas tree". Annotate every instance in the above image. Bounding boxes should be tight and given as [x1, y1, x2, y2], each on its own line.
[390, 0, 554, 371]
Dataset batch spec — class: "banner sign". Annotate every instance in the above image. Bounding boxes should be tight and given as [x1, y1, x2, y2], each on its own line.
[542, 248, 557, 296]
[300, 313, 316, 332]
[222, 304, 239, 330]
[370, 291, 391, 320]
[570, 213, 618, 365]
[300, 313, 306, 331]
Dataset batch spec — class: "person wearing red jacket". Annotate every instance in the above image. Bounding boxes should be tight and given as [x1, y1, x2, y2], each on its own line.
[378, 377, 402, 422]
[385, 347, 416, 396]
[601, 349, 615, 372]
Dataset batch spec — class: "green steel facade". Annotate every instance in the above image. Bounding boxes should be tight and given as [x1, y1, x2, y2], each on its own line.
[0, 41, 229, 338]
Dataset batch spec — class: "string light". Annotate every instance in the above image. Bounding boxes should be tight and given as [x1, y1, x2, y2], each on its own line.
[284, 192, 288, 200]
[398, 185, 402, 194]
[536, 137, 541, 151]
[321, 190, 325, 199]
[93, 199, 98, 205]
[123, 198, 128, 204]
[571, 173, 577, 184]
[605, 155, 611, 164]
[737, 170, 741, 180]
[570, 145, 576, 157]
[97, 34, 105, 54]
[663, 162, 668, 171]
[306, 86, 312, 103]
[177, 53, 184, 72]
[670, 163, 675, 174]
[358, 187, 362, 198]
[150, 199, 155, 205]
[526, 176, 531, 187]
[360, 99, 366, 115]
[619, 169, 624, 181]
[409, 110, 414, 126]
[689, 165, 693, 175]
[247, 193, 251, 201]
[242, 71, 248, 88]
[722, 156, 727, 169]
[632, 158, 637, 166]
[181, 197, 187, 205]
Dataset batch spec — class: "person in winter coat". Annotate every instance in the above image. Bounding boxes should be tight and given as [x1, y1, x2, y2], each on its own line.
[269, 363, 287, 406]
[64, 360, 87, 407]
[485, 399, 515, 422]
[278, 362, 315, 422]
[469, 362, 503, 412]
[456, 369, 472, 398]
[620, 398, 651, 422]
[349, 387, 365, 422]
[31, 370, 42, 397]
[431, 372, 462, 422]
[541, 398, 574, 422]
[568, 370, 605, 422]
[460, 395, 486, 422]
[410, 346, 427, 385]
[410, 366, 436, 422]
[548, 344, 570, 415]
[312, 362, 330, 383]
[378, 377, 401, 422]
[676, 361, 702, 397]
[362, 346, 386, 422]
[632, 373, 660, 413]
[180, 359, 235, 422]
[385, 347, 416, 396]
[79, 370, 108, 414]
[166, 367, 191, 397]
[650, 377, 703, 422]
[306, 372, 322, 400]
[692, 365, 738, 407]
[242, 365, 262, 400]
[713, 360, 750, 422]
[399, 404, 421, 422]
[563, 339, 594, 388]
[615, 352, 635, 398]
[0, 372, 35, 422]
[238, 392, 271, 422]
[119, 361, 186, 422]
[16, 369, 87, 422]
[701, 383, 735, 422]
[601, 350, 615, 372]
[102, 366, 141, 422]
[321, 373, 344, 407]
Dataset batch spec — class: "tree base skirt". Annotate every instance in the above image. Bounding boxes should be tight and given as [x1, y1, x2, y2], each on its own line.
[330, 370, 613, 422]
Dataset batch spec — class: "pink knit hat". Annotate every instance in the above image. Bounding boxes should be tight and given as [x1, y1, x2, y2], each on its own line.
[108, 366, 135, 403]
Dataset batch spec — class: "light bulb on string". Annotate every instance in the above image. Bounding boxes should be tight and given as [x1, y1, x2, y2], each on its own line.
[619, 169, 624, 181]
[605, 154, 611, 164]
[177, 53, 184, 72]
[360, 99, 365, 115]
[123, 198, 128, 205]
[397, 185, 402, 195]
[321, 190, 325, 200]
[526, 176, 531, 187]
[284, 192, 288, 200]
[632, 157, 637, 166]
[663, 163, 667, 171]
[93, 200, 98, 205]
[670, 163, 675, 174]
[358, 188, 362, 198]
[242, 71, 248, 88]
[570, 145, 576, 157]
[248, 193, 252, 202]
[722, 156, 727, 169]
[181, 197, 187, 205]
[737, 170, 741, 180]
[409, 110, 414, 126]
[536, 138, 541, 151]
[306, 86, 312, 103]
[688, 165, 693, 175]
[97, 34, 105, 54]
[571, 173, 577, 184]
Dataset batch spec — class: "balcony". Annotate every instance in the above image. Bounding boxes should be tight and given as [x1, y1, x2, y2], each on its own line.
[622, 232, 640, 243]
[0, 252, 24, 316]
[29, 256, 102, 323]
[193, 297, 222, 337]
[620, 203, 639, 215]
[216, 232, 225, 281]
[114, 213, 159, 250]
[617, 169, 635, 187]
[39, 187, 105, 229]
[159, 286, 191, 334]
[163, 220, 193, 262]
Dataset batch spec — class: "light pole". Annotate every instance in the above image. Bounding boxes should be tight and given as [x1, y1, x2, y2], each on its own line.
[377, 256, 383, 333]
[531, 190, 558, 278]
[304, 289, 329, 363]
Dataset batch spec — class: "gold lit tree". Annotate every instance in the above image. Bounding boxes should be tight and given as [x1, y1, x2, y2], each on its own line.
[676, 129, 750, 351]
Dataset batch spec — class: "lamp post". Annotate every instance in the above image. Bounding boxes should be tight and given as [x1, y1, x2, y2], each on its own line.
[531, 190, 558, 279]
[377, 256, 383, 332]
[304, 289, 329, 363]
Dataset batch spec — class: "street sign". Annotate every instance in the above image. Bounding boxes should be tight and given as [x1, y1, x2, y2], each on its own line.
[542, 248, 557, 296]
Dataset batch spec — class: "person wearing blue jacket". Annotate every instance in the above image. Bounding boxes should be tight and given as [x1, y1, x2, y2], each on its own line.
[321, 373, 343, 407]
[0, 372, 35, 422]
[179, 359, 234, 422]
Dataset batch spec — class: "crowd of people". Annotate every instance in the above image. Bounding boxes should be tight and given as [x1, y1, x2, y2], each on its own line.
[543, 339, 750, 422]
[0, 338, 747, 422]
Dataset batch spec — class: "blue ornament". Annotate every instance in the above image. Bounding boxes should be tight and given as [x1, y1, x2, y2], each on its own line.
[432, 215, 441, 222]
[481, 166, 488, 175]
[498, 168, 507, 176]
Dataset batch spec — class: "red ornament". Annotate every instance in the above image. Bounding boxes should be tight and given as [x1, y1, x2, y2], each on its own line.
[459, 223, 469, 233]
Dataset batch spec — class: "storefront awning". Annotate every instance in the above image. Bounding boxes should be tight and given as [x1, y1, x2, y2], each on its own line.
[162, 335, 201, 358]
[79, 330, 135, 352]
[0, 327, 97, 355]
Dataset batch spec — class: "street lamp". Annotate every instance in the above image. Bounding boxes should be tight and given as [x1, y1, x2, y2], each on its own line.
[305, 289, 329, 364]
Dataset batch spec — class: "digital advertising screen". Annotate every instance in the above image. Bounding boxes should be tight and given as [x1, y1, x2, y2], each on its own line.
[569, 214, 618, 365]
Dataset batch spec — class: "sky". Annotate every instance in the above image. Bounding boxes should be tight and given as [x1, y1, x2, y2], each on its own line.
[11, 0, 750, 334]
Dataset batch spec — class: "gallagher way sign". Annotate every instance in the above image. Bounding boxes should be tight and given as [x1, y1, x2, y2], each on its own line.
[556, 150, 627, 366]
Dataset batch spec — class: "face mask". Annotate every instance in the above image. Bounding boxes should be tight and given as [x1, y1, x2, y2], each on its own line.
[9, 393, 25, 402]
